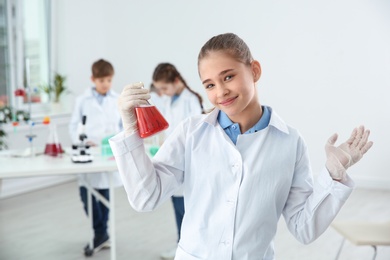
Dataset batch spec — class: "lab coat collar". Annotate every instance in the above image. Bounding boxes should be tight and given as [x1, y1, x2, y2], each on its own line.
[202, 106, 290, 135]
[203, 108, 220, 127]
[267, 106, 290, 134]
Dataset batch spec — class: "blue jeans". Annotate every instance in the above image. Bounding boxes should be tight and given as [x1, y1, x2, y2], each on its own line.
[79, 186, 109, 237]
[171, 196, 185, 242]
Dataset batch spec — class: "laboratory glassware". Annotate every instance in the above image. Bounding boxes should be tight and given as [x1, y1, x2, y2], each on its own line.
[135, 103, 169, 138]
[44, 123, 64, 156]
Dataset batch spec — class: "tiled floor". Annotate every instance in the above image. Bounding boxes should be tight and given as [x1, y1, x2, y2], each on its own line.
[0, 180, 389, 260]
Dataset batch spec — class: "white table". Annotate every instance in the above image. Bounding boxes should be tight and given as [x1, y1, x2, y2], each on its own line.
[0, 148, 119, 260]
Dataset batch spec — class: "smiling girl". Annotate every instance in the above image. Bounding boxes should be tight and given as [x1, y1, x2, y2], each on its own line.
[110, 33, 373, 260]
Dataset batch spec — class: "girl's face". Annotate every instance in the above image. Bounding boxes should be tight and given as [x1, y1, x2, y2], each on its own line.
[153, 80, 179, 97]
[199, 51, 261, 121]
[92, 75, 113, 95]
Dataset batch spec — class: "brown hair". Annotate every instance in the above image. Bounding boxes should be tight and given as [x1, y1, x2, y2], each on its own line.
[152, 63, 205, 113]
[198, 33, 253, 66]
[91, 59, 114, 78]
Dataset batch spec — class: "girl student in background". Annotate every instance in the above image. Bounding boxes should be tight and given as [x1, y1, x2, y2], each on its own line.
[152, 62, 205, 128]
[110, 33, 373, 260]
[151, 63, 204, 260]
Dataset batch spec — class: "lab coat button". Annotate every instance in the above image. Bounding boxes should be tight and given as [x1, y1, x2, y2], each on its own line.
[227, 199, 235, 207]
[221, 240, 229, 245]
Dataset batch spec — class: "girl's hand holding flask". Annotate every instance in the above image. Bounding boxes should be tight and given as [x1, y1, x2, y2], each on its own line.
[118, 82, 150, 136]
[118, 82, 168, 138]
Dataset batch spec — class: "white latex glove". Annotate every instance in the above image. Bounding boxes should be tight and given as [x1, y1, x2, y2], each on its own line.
[118, 82, 150, 136]
[325, 125, 373, 181]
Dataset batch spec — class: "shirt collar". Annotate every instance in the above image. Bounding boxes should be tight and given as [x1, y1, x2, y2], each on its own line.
[217, 110, 234, 130]
[202, 106, 289, 135]
[92, 87, 112, 97]
[217, 106, 271, 132]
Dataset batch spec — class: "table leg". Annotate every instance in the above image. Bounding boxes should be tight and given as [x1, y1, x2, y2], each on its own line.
[110, 174, 116, 260]
[87, 186, 94, 251]
[82, 180, 116, 259]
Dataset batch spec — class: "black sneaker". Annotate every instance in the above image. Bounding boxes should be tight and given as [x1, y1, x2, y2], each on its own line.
[84, 233, 110, 256]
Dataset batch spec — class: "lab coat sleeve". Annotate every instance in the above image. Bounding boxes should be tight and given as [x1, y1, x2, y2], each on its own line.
[282, 137, 354, 244]
[109, 126, 186, 212]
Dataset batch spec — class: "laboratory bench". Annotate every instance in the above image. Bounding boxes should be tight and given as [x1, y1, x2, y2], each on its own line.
[0, 147, 120, 260]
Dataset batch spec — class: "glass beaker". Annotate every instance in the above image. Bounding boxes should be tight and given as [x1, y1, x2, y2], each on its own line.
[101, 134, 114, 156]
[135, 104, 169, 138]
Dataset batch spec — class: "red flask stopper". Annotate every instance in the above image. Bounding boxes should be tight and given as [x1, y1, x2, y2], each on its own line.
[135, 105, 169, 138]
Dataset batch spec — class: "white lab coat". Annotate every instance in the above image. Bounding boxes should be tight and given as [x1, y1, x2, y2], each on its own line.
[69, 87, 123, 189]
[160, 88, 202, 196]
[109, 106, 354, 260]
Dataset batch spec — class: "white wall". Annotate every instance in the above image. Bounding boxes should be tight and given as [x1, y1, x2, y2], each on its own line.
[52, 0, 390, 188]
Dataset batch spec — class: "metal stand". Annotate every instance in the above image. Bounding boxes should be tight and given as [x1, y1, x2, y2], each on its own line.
[25, 58, 36, 157]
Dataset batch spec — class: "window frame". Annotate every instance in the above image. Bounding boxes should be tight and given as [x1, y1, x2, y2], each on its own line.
[3, 0, 52, 116]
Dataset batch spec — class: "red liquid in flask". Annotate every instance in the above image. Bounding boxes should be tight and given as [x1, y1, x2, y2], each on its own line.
[44, 123, 64, 156]
[44, 143, 64, 157]
[135, 105, 169, 138]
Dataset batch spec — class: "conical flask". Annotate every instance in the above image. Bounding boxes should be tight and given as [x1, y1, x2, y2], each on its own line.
[135, 104, 169, 138]
[44, 123, 64, 156]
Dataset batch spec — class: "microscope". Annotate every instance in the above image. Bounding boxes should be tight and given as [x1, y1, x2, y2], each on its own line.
[71, 115, 93, 163]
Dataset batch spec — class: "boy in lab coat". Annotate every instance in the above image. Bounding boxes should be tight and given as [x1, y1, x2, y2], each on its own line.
[69, 59, 122, 255]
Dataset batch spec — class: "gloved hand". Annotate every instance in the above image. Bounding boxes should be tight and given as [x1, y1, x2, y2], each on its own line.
[325, 125, 373, 181]
[118, 82, 150, 136]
